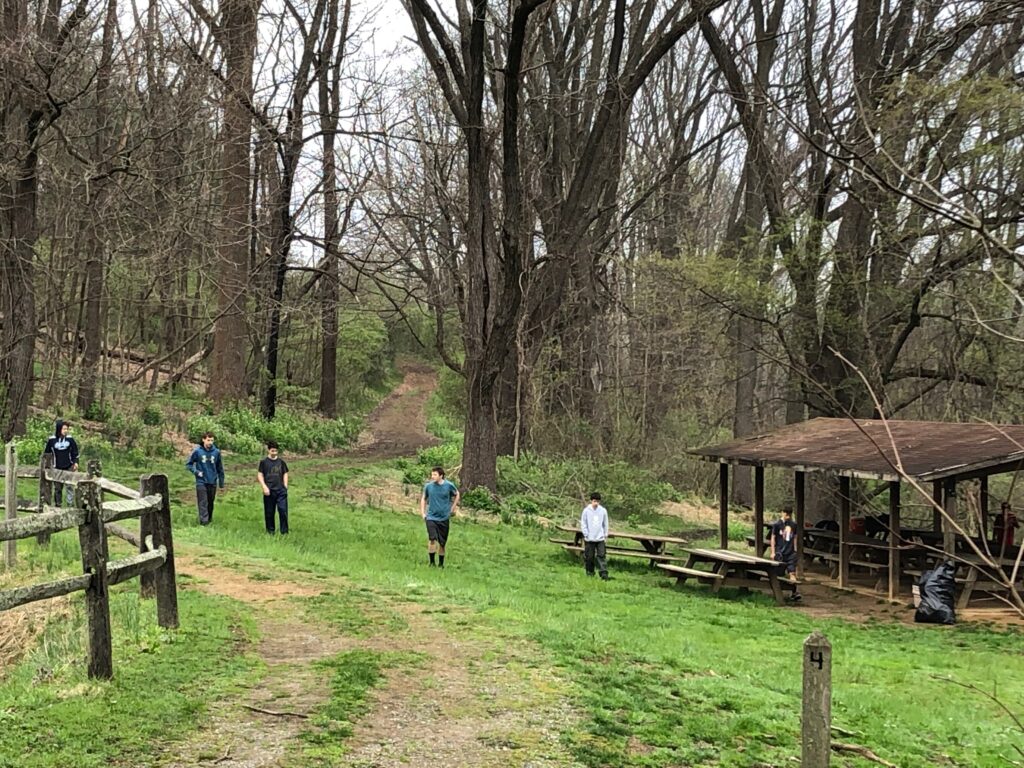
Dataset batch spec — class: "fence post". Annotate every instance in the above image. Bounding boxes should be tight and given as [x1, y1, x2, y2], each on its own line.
[802, 630, 832, 768]
[4, 442, 16, 569]
[142, 474, 178, 629]
[139, 475, 156, 599]
[78, 479, 113, 679]
[38, 452, 54, 545]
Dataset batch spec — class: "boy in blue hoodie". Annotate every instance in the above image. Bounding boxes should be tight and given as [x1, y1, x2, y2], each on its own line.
[186, 432, 225, 525]
[43, 419, 79, 506]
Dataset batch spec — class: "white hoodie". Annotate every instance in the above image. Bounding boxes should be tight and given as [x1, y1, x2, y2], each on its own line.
[580, 504, 609, 542]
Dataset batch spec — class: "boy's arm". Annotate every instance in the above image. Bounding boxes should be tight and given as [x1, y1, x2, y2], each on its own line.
[580, 509, 588, 539]
[216, 452, 225, 487]
[770, 528, 777, 557]
[451, 488, 460, 515]
[70, 438, 79, 471]
[420, 488, 427, 518]
[258, 470, 270, 495]
[283, 472, 289, 490]
[601, 509, 608, 539]
[185, 450, 197, 474]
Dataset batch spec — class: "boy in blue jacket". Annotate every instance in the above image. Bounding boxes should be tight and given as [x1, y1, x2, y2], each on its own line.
[186, 432, 225, 525]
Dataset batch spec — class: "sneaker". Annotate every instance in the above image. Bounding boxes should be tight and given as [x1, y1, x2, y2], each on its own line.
[600, 574, 611, 581]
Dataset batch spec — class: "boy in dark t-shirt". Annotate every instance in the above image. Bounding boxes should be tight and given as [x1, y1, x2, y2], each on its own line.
[770, 507, 801, 602]
[258, 441, 290, 534]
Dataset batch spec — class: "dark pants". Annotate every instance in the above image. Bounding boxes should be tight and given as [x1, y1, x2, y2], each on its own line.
[264, 489, 289, 534]
[53, 482, 74, 507]
[197, 484, 217, 524]
[584, 540, 608, 578]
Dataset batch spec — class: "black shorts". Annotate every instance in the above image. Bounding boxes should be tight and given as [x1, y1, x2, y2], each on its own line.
[425, 519, 450, 547]
[777, 551, 798, 574]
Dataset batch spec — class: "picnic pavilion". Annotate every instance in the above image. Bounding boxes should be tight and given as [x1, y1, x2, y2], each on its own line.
[690, 418, 1024, 601]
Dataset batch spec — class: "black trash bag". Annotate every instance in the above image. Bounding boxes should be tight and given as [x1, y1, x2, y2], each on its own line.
[914, 561, 957, 625]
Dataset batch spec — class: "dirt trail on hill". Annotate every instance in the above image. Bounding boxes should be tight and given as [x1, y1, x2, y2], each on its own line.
[345, 360, 441, 460]
[160, 554, 579, 768]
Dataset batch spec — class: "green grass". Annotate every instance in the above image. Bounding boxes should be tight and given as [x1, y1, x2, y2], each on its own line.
[0, 587, 260, 768]
[296, 649, 426, 765]
[167, 459, 1024, 768]
[4, 454, 1023, 767]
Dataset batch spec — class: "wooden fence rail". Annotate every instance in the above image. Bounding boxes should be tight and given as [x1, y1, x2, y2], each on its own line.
[0, 442, 177, 679]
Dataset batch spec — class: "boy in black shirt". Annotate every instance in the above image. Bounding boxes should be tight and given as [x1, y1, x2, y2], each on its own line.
[258, 441, 289, 534]
[43, 419, 79, 506]
[770, 507, 801, 601]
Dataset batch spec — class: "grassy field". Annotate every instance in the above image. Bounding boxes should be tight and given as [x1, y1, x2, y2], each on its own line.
[1, 456, 1023, 767]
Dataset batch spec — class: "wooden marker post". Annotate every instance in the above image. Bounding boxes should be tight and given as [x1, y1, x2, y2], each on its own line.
[802, 631, 832, 767]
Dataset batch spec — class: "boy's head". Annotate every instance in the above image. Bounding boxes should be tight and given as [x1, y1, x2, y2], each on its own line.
[780, 506, 793, 520]
[267, 440, 278, 459]
[590, 492, 602, 507]
[430, 466, 445, 482]
[59, 421, 70, 437]
[1002, 501, 1012, 514]
[202, 432, 215, 450]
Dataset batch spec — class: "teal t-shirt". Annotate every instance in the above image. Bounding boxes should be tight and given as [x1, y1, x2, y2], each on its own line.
[423, 479, 458, 521]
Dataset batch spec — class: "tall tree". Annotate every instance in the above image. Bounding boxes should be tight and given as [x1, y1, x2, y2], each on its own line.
[197, 0, 261, 403]
[405, 0, 727, 489]
[1, 0, 90, 438]
[76, 0, 120, 413]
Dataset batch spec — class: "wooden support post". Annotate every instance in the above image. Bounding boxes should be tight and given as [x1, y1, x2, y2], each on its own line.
[37, 453, 54, 545]
[719, 463, 730, 550]
[139, 475, 156, 599]
[888, 481, 901, 601]
[795, 471, 806, 578]
[839, 476, 851, 588]
[754, 466, 765, 556]
[943, 478, 957, 556]
[932, 480, 943, 533]
[4, 442, 15, 569]
[142, 474, 178, 629]
[802, 631, 832, 768]
[980, 476, 989, 540]
[78, 479, 113, 680]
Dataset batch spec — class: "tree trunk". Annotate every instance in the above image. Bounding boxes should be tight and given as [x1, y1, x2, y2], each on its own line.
[316, 0, 348, 418]
[76, 0, 118, 413]
[209, 0, 258, 403]
[731, 314, 758, 507]
[462, 361, 498, 491]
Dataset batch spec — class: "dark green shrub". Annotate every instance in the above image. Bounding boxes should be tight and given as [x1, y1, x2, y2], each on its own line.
[141, 403, 163, 426]
[460, 486, 500, 513]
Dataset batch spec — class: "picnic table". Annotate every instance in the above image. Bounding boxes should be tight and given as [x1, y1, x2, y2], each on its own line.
[551, 525, 689, 566]
[657, 547, 797, 605]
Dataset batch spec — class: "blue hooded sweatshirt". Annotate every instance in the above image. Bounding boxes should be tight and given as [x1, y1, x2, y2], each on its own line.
[44, 419, 80, 471]
[186, 443, 225, 487]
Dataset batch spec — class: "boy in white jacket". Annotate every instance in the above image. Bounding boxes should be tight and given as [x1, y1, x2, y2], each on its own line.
[580, 492, 610, 580]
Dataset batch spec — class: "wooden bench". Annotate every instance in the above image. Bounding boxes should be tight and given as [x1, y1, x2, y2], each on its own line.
[657, 563, 725, 583]
[556, 542, 687, 566]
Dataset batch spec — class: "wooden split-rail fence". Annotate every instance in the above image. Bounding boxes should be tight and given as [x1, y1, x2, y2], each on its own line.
[1, 441, 178, 679]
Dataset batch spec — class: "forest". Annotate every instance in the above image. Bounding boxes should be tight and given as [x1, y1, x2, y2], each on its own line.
[3, 0, 1024, 496]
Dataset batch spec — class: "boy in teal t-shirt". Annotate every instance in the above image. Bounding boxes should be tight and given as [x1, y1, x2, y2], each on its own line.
[420, 466, 460, 567]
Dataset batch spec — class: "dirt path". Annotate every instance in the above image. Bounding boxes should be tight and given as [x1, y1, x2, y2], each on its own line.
[346, 360, 441, 460]
[161, 553, 580, 768]
[156, 364, 580, 765]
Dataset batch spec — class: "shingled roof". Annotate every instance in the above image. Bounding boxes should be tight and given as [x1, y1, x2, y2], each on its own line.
[690, 418, 1024, 482]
